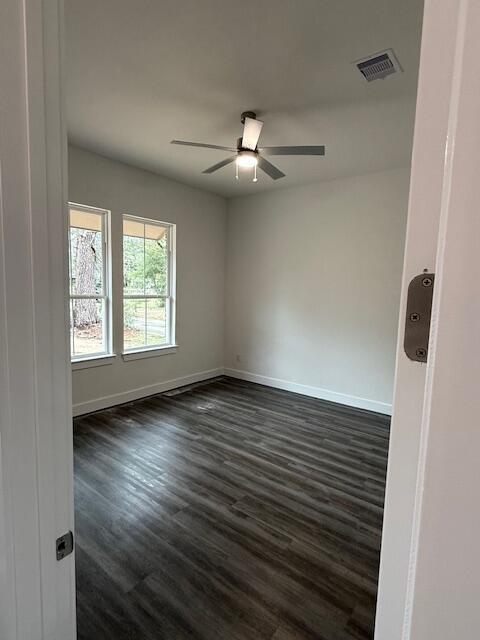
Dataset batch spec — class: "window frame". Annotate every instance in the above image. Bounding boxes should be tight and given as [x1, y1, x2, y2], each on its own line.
[68, 202, 113, 362]
[122, 214, 176, 355]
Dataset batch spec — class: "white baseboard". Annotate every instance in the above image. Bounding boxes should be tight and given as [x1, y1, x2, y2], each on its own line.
[72, 367, 224, 417]
[224, 368, 392, 416]
[73, 366, 392, 417]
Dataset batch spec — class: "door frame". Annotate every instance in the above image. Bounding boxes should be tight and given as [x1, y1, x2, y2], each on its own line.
[0, 0, 75, 638]
[376, 0, 479, 638]
[0, 0, 476, 638]
[374, 0, 461, 637]
[400, 1, 480, 634]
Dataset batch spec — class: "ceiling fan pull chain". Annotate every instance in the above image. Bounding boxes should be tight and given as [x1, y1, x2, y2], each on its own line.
[253, 164, 258, 183]
[235, 162, 239, 180]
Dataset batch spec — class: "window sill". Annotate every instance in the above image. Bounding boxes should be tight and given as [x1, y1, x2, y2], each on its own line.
[122, 345, 178, 361]
[71, 354, 117, 370]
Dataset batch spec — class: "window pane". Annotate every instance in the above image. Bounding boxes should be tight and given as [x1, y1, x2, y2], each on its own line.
[70, 208, 102, 231]
[145, 235, 168, 295]
[146, 298, 167, 346]
[122, 216, 173, 352]
[123, 234, 145, 296]
[123, 219, 168, 296]
[124, 298, 146, 350]
[123, 218, 144, 239]
[69, 211, 104, 296]
[71, 298, 105, 356]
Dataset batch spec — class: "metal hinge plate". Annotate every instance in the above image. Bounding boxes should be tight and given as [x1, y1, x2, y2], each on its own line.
[56, 530, 74, 561]
[404, 272, 435, 362]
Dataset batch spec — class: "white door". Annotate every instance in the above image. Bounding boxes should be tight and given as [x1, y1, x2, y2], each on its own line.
[376, 0, 480, 637]
[0, 0, 478, 638]
[0, 0, 75, 639]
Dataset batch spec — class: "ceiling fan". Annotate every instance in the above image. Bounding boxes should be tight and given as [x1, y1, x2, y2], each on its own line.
[171, 111, 325, 182]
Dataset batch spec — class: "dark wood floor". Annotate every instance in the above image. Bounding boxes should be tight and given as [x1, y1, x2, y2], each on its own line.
[74, 376, 390, 640]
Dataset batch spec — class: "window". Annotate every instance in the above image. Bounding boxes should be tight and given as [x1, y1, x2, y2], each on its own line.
[122, 215, 175, 352]
[67, 207, 175, 363]
[68, 204, 111, 360]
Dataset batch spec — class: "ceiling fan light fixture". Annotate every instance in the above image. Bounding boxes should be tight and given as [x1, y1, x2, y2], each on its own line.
[236, 150, 258, 168]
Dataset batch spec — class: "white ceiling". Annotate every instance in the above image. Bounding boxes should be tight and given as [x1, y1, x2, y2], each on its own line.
[66, 0, 424, 198]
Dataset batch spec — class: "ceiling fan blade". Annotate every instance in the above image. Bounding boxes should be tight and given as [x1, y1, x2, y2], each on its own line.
[171, 140, 235, 152]
[241, 117, 264, 150]
[202, 156, 237, 174]
[260, 145, 325, 156]
[258, 156, 285, 180]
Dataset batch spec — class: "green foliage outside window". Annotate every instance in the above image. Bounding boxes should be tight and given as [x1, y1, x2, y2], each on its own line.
[123, 232, 168, 328]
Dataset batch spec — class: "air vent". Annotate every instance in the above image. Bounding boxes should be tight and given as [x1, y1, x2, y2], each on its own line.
[355, 49, 402, 82]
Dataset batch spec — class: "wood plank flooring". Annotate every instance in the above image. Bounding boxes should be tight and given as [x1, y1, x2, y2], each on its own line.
[74, 376, 390, 640]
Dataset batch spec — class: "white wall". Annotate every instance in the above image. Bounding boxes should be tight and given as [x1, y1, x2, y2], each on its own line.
[69, 145, 226, 414]
[225, 169, 409, 414]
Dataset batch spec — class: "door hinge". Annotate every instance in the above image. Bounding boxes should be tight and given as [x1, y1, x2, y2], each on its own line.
[404, 272, 435, 362]
[56, 530, 74, 561]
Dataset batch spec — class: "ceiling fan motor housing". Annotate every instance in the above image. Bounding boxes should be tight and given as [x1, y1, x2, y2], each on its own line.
[237, 136, 259, 153]
[240, 110, 257, 124]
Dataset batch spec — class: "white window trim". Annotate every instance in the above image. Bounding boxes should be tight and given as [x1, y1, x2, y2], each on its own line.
[122, 214, 176, 356]
[69, 202, 114, 363]
[72, 354, 117, 370]
[122, 344, 178, 361]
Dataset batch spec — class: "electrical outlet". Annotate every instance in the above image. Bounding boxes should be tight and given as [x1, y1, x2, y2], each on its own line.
[235, 354, 241, 363]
